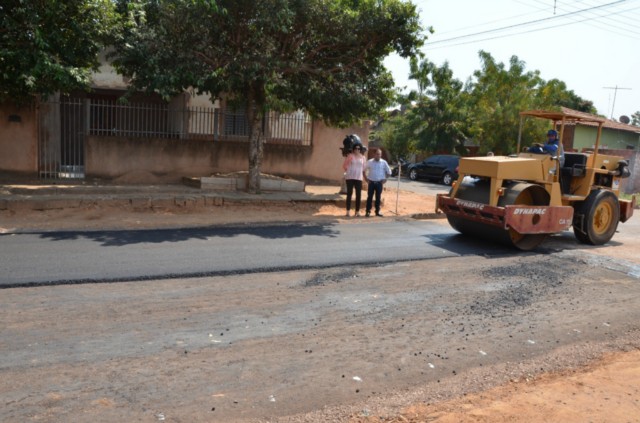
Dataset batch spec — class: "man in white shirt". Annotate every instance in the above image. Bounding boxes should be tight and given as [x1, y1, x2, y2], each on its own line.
[364, 148, 392, 217]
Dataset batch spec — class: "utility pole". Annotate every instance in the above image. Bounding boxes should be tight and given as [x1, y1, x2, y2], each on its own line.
[603, 86, 632, 119]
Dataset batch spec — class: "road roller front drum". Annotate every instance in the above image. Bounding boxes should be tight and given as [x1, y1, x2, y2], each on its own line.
[446, 180, 550, 251]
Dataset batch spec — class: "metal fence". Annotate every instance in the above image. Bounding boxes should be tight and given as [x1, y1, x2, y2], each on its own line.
[38, 98, 313, 179]
[88, 100, 313, 146]
[38, 97, 86, 179]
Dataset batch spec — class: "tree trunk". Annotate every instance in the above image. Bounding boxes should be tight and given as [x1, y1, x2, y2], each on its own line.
[246, 104, 264, 194]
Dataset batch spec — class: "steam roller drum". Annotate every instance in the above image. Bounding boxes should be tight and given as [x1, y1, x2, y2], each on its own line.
[447, 179, 550, 250]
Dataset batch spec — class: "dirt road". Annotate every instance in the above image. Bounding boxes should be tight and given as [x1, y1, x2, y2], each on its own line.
[1, 185, 640, 422]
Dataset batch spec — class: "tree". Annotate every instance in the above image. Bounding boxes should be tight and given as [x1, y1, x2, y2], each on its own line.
[537, 79, 596, 114]
[375, 107, 418, 160]
[0, 0, 118, 103]
[111, 0, 424, 193]
[465, 51, 543, 155]
[464, 51, 595, 155]
[407, 59, 467, 154]
[632, 111, 640, 127]
[380, 51, 600, 158]
[378, 59, 467, 159]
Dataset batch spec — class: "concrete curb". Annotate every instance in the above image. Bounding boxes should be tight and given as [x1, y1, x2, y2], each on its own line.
[0, 192, 343, 212]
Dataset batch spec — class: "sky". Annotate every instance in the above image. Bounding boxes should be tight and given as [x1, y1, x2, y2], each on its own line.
[384, 0, 640, 120]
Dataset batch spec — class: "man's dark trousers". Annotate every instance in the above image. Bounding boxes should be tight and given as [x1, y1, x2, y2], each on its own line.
[366, 181, 383, 215]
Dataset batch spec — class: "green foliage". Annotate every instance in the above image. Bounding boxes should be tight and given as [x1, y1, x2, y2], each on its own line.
[537, 79, 596, 114]
[378, 59, 467, 158]
[383, 50, 599, 158]
[465, 51, 595, 155]
[632, 111, 640, 126]
[465, 52, 543, 155]
[110, 0, 424, 191]
[408, 59, 467, 153]
[0, 0, 118, 103]
[375, 108, 418, 160]
[111, 0, 424, 126]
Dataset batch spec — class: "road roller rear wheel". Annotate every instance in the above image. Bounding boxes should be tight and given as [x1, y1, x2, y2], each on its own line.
[573, 189, 619, 245]
[446, 180, 550, 250]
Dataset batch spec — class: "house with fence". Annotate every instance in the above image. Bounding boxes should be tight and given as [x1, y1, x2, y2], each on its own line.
[0, 55, 369, 186]
[558, 107, 640, 194]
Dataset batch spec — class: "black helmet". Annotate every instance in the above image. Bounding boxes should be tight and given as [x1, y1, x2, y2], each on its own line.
[341, 134, 366, 156]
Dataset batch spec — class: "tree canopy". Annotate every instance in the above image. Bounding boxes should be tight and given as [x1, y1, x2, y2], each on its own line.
[379, 50, 598, 158]
[408, 59, 467, 154]
[0, 0, 118, 104]
[111, 0, 424, 192]
[378, 59, 467, 160]
[465, 51, 545, 155]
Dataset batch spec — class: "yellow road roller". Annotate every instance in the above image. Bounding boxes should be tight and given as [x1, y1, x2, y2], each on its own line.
[436, 109, 636, 250]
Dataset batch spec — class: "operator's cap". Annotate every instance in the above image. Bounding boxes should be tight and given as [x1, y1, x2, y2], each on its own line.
[547, 129, 558, 136]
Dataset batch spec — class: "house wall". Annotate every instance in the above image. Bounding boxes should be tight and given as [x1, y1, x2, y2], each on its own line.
[600, 129, 640, 150]
[572, 126, 599, 150]
[560, 125, 576, 151]
[85, 121, 369, 184]
[90, 50, 129, 90]
[0, 103, 38, 174]
[292, 120, 370, 182]
[0, 94, 370, 184]
[593, 148, 640, 195]
[573, 126, 640, 150]
[627, 153, 639, 194]
[562, 125, 639, 194]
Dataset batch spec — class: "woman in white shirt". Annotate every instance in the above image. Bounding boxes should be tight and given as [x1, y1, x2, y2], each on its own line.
[342, 145, 366, 217]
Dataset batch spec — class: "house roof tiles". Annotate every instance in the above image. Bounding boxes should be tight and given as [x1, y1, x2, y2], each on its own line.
[559, 107, 640, 134]
[520, 107, 639, 134]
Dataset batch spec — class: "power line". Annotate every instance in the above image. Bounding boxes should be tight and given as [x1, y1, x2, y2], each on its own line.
[418, 0, 640, 41]
[523, 0, 640, 38]
[424, 4, 639, 51]
[517, 0, 640, 40]
[424, 0, 629, 47]
[428, 6, 547, 37]
[424, 7, 640, 50]
[563, 0, 640, 22]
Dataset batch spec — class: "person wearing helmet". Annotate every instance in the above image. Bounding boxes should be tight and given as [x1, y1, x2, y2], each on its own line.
[341, 134, 366, 157]
[528, 129, 565, 167]
[342, 142, 367, 217]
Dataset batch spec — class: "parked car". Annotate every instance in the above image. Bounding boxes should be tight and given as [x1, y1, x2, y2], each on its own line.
[407, 154, 460, 185]
[390, 158, 410, 177]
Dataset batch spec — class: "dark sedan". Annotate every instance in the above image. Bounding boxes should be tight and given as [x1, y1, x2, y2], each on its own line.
[407, 154, 459, 185]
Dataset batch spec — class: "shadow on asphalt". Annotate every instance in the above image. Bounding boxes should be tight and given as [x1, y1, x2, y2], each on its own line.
[37, 222, 340, 247]
[427, 233, 522, 257]
[427, 229, 627, 258]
